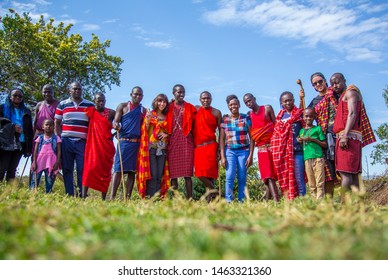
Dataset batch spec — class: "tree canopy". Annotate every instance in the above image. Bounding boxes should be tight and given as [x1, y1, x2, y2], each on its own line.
[0, 9, 123, 105]
[371, 86, 388, 166]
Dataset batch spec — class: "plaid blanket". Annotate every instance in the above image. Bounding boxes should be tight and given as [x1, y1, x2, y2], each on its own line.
[271, 107, 304, 200]
[137, 112, 170, 198]
[314, 87, 338, 134]
[346, 84, 376, 147]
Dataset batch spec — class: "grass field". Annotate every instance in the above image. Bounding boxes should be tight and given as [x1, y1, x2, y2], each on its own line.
[0, 178, 387, 260]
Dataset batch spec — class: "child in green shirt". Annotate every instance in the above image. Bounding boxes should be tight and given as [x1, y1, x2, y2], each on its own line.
[297, 108, 327, 200]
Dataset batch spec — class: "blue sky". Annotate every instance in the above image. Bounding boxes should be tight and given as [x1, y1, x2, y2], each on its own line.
[1, 0, 387, 176]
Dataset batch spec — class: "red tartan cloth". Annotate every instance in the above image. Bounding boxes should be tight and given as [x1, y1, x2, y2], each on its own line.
[333, 84, 376, 147]
[167, 103, 194, 178]
[137, 112, 170, 198]
[271, 107, 304, 200]
[82, 107, 115, 193]
[166, 101, 197, 136]
[314, 87, 337, 134]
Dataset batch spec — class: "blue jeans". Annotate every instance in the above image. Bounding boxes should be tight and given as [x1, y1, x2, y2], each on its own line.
[294, 152, 306, 196]
[225, 147, 249, 202]
[30, 169, 56, 193]
[61, 137, 86, 196]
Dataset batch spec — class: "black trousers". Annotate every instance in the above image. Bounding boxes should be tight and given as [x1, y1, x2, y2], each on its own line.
[0, 149, 23, 181]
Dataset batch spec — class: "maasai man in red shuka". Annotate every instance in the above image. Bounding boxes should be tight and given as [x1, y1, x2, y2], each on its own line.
[193, 91, 222, 202]
[331, 73, 376, 192]
[243, 93, 279, 202]
[271, 91, 305, 200]
[166, 84, 197, 199]
[82, 93, 116, 200]
[137, 94, 170, 199]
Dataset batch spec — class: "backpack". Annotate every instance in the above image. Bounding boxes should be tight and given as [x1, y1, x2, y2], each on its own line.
[0, 117, 17, 151]
[37, 134, 57, 154]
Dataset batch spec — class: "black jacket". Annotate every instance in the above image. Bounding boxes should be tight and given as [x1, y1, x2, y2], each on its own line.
[0, 104, 33, 156]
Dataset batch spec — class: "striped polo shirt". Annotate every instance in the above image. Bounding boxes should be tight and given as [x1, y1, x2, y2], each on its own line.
[55, 97, 94, 139]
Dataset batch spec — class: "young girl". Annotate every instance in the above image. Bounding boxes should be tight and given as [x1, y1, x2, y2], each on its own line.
[30, 119, 61, 193]
[137, 94, 170, 198]
[219, 95, 254, 203]
[271, 91, 305, 200]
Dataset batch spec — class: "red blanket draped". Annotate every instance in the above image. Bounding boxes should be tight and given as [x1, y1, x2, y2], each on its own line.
[166, 101, 196, 136]
[251, 122, 274, 146]
[271, 107, 304, 200]
[137, 112, 170, 198]
[82, 107, 115, 193]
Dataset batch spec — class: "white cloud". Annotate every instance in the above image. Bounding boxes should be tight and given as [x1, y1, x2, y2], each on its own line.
[103, 18, 119, 24]
[0, 0, 51, 20]
[81, 23, 100, 31]
[132, 24, 173, 49]
[202, 0, 388, 63]
[145, 41, 172, 49]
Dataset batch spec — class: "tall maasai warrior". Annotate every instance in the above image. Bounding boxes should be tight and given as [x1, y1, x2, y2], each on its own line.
[166, 84, 197, 199]
[83, 93, 116, 200]
[111, 86, 145, 200]
[33, 84, 59, 138]
[271, 91, 305, 200]
[193, 91, 222, 202]
[332, 73, 375, 192]
[307, 72, 340, 197]
[243, 93, 279, 202]
[137, 94, 170, 198]
[55, 81, 94, 196]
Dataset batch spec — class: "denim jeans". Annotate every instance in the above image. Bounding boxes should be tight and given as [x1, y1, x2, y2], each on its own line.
[30, 169, 56, 193]
[294, 152, 306, 196]
[146, 148, 166, 197]
[61, 137, 86, 196]
[225, 147, 249, 202]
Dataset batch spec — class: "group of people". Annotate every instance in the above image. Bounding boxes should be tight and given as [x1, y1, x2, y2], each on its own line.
[0, 72, 376, 202]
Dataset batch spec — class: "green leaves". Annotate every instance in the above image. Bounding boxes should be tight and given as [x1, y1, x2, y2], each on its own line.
[371, 86, 388, 165]
[0, 9, 123, 105]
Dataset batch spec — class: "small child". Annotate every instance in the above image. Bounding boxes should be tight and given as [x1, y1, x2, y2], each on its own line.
[297, 108, 327, 200]
[30, 119, 61, 193]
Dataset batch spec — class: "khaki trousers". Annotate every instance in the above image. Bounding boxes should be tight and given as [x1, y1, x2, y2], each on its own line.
[305, 157, 325, 200]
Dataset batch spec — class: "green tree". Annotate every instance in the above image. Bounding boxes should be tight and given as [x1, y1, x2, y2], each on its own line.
[371, 86, 388, 165]
[0, 9, 123, 105]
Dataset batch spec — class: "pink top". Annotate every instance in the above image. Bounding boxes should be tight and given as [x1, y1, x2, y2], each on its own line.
[33, 135, 62, 174]
[36, 101, 58, 132]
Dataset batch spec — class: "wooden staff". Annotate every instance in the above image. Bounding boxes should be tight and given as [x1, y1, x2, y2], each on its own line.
[296, 79, 306, 109]
[116, 130, 127, 201]
[17, 155, 30, 188]
[34, 171, 38, 194]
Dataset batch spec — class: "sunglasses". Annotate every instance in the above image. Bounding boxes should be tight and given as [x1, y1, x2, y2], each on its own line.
[12, 94, 23, 98]
[313, 79, 324, 86]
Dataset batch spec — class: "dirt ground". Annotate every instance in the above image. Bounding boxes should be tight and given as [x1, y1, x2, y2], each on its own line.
[365, 173, 388, 206]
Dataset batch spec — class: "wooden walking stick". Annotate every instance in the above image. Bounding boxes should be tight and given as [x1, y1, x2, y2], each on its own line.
[34, 171, 38, 194]
[17, 156, 30, 188]
[116, 130, 127, 201]
[296, 79, 306, 109]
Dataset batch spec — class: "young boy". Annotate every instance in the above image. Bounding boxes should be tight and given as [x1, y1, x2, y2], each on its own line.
[297, 108, 327, 200]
